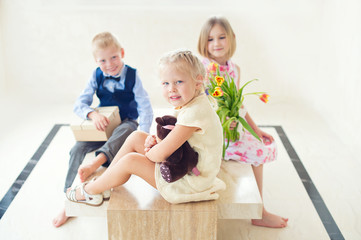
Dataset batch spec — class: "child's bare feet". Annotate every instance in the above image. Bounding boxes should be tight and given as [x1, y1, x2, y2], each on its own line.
[52, 209, 70, 228]
[251, 210, 288, 228]
[78, 154, 107, 182]
[78, 164, 97, 182]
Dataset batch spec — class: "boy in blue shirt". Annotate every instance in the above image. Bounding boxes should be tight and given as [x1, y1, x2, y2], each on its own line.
[53, 32, 153, 227]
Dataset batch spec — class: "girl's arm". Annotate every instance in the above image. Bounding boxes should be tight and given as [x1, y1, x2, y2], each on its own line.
[145, 125, 199, 162]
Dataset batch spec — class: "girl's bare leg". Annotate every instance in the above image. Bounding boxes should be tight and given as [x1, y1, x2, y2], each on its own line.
[86, 152, 156, 194]
[251, 164, 288, 228]
[69, 152, 156, 200]
[107, 131, 149, 168]
[77, 131, 149, 182]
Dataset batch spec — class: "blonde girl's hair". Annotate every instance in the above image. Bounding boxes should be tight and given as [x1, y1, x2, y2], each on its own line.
[92, 32, 122, 57]
[159, 49, 206, 85]
[197, 16, 236, 60]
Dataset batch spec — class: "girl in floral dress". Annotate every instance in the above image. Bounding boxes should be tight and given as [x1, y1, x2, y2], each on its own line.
[198, 16, 288, 228]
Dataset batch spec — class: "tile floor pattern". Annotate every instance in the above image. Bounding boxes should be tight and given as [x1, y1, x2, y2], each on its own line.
[0, 99, 360, 239]
[0, 125, 338, 240]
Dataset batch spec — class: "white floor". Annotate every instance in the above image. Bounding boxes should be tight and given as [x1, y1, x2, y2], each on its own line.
[0, 94, 360, 240]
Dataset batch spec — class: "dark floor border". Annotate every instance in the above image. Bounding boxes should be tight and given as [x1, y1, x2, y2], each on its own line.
[269, 125, 344, 240]
[0, 124, 345, 240]
[0, 124, 68, 219]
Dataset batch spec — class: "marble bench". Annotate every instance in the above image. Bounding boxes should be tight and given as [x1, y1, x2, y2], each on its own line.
[65, 152, 262, 240]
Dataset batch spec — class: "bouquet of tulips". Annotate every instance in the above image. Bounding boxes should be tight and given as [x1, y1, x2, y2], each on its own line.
[206, 62, 269, 158]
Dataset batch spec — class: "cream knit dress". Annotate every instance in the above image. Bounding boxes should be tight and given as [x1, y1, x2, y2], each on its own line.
[155, 94, 226, 204]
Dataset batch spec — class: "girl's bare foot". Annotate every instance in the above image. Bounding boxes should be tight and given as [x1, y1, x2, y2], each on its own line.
[52, 209, 70, 228]
[78, 164, 97, 182]
[251, 210, 288, 228]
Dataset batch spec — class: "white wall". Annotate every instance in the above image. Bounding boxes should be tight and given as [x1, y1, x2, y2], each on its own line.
[0, 0, 5, 95]
[316, 0, 361, 147]
[0, 0, 360, 147]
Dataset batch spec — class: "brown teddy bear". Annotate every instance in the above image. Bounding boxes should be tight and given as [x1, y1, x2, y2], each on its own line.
[156, 115, 200, 183]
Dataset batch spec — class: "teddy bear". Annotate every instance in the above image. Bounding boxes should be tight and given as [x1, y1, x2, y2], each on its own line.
[155, 115, 200, 183]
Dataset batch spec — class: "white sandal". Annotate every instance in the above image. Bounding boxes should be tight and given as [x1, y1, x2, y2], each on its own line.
[90, 177, 111, 200]
[102, 189, 111, 200]
[66, 182, 103, 206]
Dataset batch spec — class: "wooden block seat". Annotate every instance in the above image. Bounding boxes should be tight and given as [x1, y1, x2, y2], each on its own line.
[217, 160, 263, 219]
[65, 153, 263, 239]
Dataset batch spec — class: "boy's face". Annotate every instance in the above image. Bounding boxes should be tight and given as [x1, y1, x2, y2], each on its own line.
[94, 45, 124, 76]
[160, 64, 201, 108]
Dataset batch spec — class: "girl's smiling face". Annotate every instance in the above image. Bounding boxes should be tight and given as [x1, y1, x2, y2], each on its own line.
[94, 45, 124, 76]
[160, 64, 202, 108]
[207, 23, 230, 64]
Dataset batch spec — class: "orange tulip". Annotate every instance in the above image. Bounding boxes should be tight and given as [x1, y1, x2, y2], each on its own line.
[259, 93, 269, 103]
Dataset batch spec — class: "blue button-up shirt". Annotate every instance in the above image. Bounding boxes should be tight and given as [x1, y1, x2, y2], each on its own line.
[73, 64, 153, 133]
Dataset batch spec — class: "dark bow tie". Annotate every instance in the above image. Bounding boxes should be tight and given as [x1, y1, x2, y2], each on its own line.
[105, 76, 121, 81]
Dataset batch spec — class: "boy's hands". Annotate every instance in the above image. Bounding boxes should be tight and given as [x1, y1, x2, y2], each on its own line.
[88, 111, 110, 131]
[144, 135, 157, 152]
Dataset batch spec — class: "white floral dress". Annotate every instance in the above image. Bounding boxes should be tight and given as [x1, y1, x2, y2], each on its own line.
[202, 58, 277, 166]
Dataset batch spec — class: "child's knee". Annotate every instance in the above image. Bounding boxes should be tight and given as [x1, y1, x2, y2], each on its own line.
[129, 130, 148, 140]
[118, 152, 138, 167]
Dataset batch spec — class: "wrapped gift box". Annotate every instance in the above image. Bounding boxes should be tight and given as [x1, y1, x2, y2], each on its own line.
[71, 106, 121, 141]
